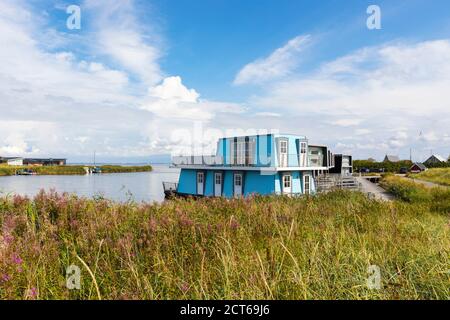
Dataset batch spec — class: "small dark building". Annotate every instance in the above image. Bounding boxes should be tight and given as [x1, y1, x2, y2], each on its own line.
[23, 158, 67, 166]
[329, 154, 353, 175]
[410, 163, 427, 173]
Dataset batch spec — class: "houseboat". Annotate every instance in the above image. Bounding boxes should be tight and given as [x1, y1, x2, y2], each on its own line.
[164, 133, 336, 198]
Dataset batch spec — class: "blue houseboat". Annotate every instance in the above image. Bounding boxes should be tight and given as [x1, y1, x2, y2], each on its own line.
[164, 133, 335, 198]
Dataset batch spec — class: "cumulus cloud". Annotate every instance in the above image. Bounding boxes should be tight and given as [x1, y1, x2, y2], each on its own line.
[141, 76, 244, 121]
[248, 39, 450, 159]
[0, 0, 244, 158]
[234, 35, 311, 85]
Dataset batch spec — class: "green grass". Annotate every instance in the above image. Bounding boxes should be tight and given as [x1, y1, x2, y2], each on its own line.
[410, 168, 450, 187]
[0, 165, 152, 176]
[380, 175, 450, 213]
[0, 189, 448, 300]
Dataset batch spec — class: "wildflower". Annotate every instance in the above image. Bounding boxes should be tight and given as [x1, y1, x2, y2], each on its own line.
[179, 215, 193, 228]
[180, 282, 190, 294]
[148, 218, 158, 232]
[29, 287, 38, 299]
[1, 274, 11, 282]
[12, 254, 23, 265]
[230, 218, 240, 230]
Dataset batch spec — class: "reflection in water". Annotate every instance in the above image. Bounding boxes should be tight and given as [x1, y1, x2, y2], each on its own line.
[0, 165, 180, 203]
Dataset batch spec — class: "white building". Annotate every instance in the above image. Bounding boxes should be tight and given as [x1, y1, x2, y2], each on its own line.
[0, 157, 24, 166]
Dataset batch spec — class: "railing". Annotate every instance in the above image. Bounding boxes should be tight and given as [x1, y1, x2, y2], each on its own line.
[308, 154, 324, 167]
[172, 153, 331, 168]
[172, 155, 223, 166]
[162, 182, 178, 192]
[316, 174, 361, 192]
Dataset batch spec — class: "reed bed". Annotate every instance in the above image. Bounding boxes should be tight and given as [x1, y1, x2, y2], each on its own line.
[410, 168, 450, 187]
[0, 165, 152, 176]
[0, 189, 449, 300]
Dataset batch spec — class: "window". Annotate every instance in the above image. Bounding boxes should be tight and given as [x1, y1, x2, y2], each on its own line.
[215, 173, 222, 184]
[197, 172, 204, 183]
[236, 141, 245, 165]
[234, 174, 242, 186]
[280, 141, 287, 153]
[283, 175, 291, 188]
[300, 142, 307, 154]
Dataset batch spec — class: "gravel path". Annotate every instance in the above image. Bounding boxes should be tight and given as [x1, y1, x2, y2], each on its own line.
[355, 176, 394, 201]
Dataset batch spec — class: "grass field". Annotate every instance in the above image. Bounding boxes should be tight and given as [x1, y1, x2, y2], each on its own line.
[0, 188, 448, 300]
[410, 168, 450, 187]
[0, 165, 152, 176]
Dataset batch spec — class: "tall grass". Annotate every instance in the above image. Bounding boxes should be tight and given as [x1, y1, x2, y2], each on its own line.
[1, 189, 448, 300]
[381, 175, 450, 213]
[410, 168, 450, 187]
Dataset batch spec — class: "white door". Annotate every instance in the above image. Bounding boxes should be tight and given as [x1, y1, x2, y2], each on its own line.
[282, 174, 292, 194]
[234, 173, 243, 197]
[197, 172, 204, 195]
[303, 174, 311, 195]
[299, 142, 307, 167]
[214, 172, 222, 197]
[279, 140, 288, 167]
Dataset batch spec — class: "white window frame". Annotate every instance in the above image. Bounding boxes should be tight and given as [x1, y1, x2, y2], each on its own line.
[303, 174, 311, 195]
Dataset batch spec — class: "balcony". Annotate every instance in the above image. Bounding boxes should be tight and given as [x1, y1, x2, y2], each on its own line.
[172, 155, 223, 166]
[308, 154, 324, 167]
[172, 153, 331, 169]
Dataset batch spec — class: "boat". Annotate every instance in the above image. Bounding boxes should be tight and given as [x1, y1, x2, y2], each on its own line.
[90, 151, 102, 174]
[16, 169, 37, 176]
[163, 133, 347, 199]
[91, 166, 102, 174]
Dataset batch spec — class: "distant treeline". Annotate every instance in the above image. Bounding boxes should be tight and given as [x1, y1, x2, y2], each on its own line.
[353, 160, 413, 172]
[353, 159, 450, 172]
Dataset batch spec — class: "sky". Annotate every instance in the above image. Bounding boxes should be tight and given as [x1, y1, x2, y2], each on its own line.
[1, 0, 450, 163]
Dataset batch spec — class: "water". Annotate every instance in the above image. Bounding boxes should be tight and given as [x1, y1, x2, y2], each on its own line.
[0, 164, 180, 203]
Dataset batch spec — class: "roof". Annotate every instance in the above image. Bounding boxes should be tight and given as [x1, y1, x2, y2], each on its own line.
[0, 157, 23, 161]
[384, 155, 400, 162]
[426, 154, 446, 162]
[410, 163, 427, 170]
[23, 158, 66, 162]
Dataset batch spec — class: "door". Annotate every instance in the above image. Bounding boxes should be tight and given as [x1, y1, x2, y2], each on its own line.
[197, 172, 204, 195]
[303, 174, 311, 195]
[282, 174, 292, 194]
[299, 142, 307, 167]
[279, 140, 288, 167]
[214, 172, 222, 197]
[234, 173, 243, 197]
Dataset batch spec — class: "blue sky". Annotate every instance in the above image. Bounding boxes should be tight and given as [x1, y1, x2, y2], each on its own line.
[1, 0, 450, 162]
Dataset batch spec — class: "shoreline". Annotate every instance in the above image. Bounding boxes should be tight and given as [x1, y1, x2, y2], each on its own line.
[0, 164, 152, 176]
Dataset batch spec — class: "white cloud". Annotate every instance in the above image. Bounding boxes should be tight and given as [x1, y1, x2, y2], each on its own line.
[83, 0, 163, 86]
[331, 118, 363, 127]
[141, 76, 245, 121]
[249, 39, 450, 158]
[234, 35, 311, 85]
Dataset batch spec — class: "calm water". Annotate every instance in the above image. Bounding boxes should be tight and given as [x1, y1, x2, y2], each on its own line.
[0, 164, 180, 203]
